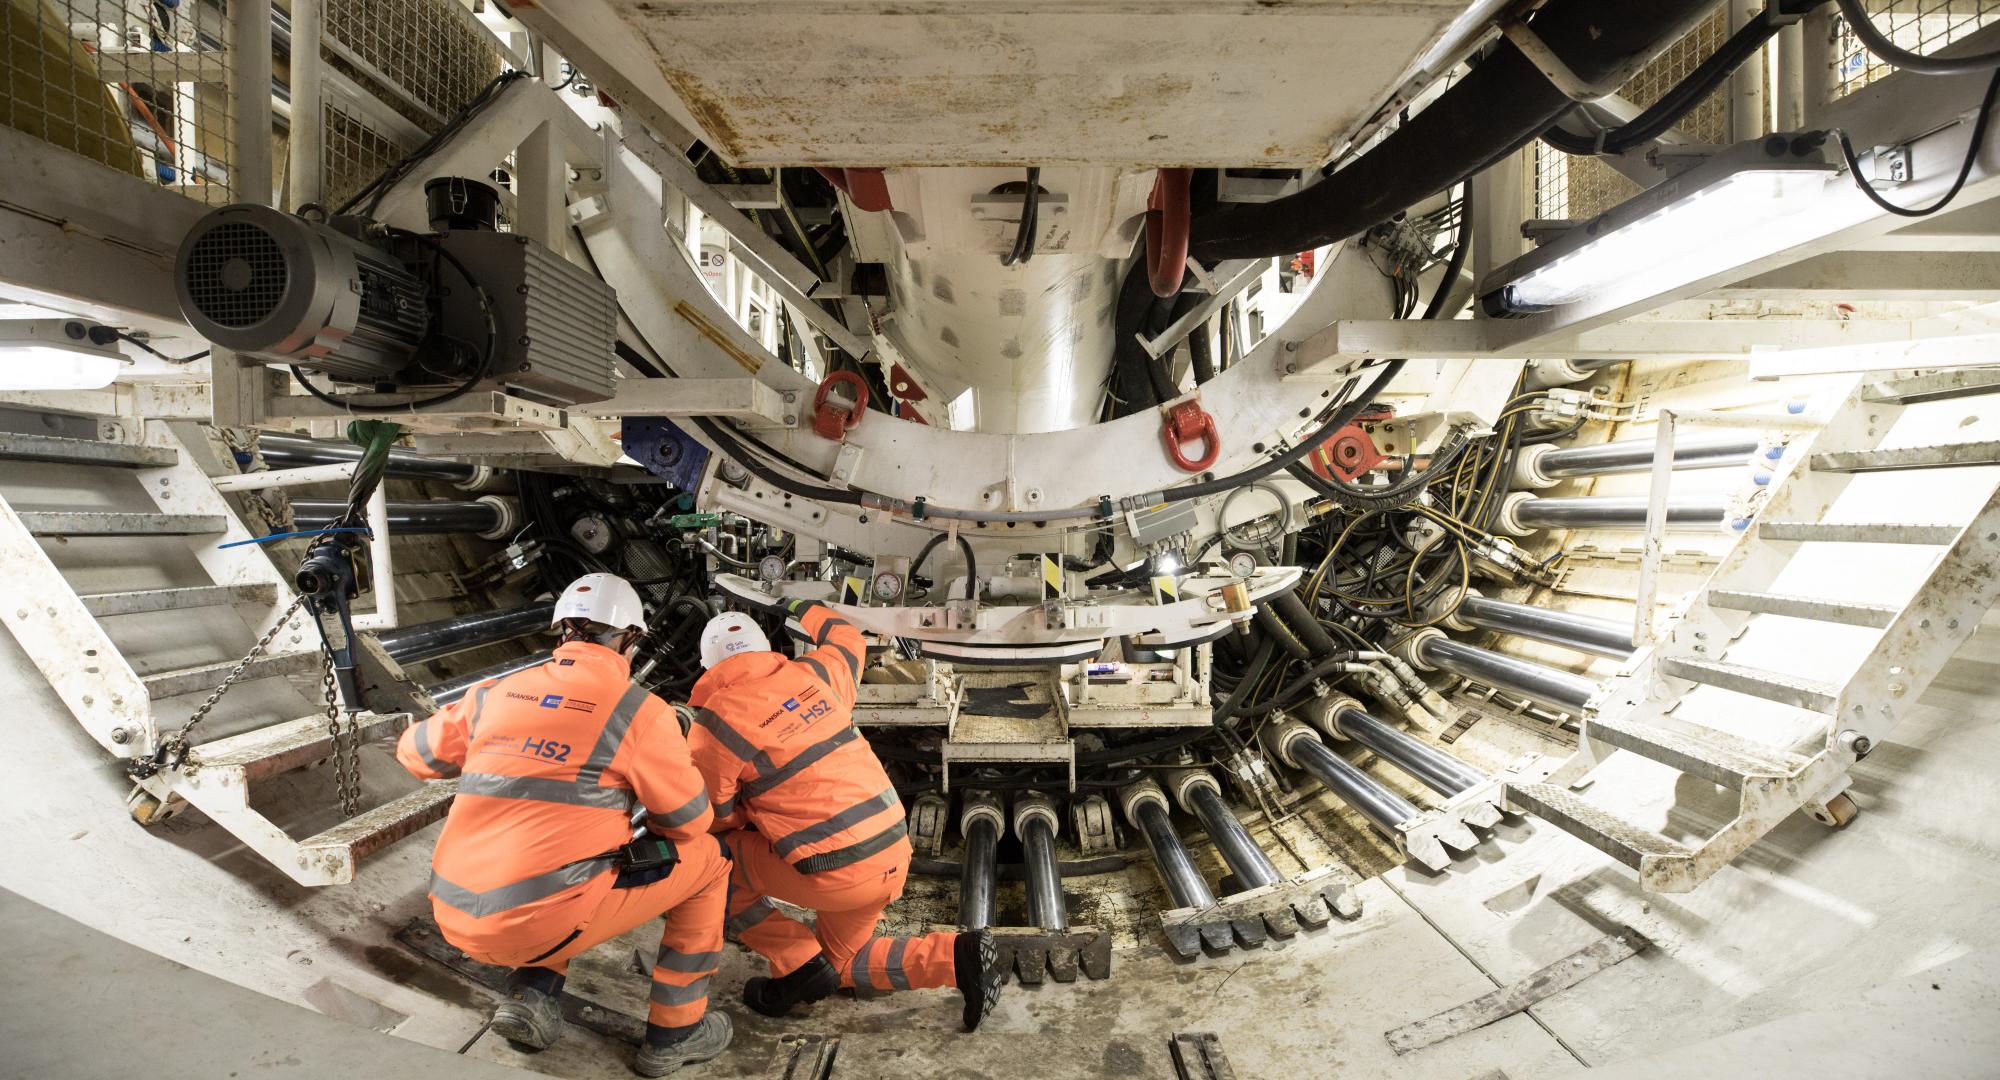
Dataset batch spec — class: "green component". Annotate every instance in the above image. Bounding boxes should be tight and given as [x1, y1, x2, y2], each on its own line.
[668, 512, 724, 529]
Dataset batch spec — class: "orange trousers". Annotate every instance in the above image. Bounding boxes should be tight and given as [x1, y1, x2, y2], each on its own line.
[456, 836, 730, 1033]
[721, 827, 958, 992]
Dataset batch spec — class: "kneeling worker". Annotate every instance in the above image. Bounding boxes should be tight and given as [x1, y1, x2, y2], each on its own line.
[397, 573, 731, 1076]
[688, 600, 1002, 1029]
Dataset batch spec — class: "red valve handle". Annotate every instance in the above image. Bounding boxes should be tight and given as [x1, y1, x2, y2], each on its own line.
[812, 370, 870, 441]
[1162, 399, 1220, 473]
[1146, 167, 1193, 299]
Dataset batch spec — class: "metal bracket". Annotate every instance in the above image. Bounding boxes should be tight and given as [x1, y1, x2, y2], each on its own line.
[1500, 14, 1648, 103]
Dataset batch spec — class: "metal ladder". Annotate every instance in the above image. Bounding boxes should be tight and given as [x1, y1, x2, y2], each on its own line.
[1506, 373, 2000, 892]
[0, 421, 452, 886]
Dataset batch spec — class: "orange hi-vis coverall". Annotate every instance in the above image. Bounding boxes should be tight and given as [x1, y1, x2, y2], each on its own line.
[396, 640, 728, 1038]
[688, 600, 959, 994]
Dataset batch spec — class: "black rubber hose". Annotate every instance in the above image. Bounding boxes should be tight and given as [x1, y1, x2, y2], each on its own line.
[1272, 590, 1338, 657]
[1543, 8, 1785, 157]
[1836, 0, 2000, 76]
[1189, 317, 1217, 385]
[1212, 635, 1277, 728]
[1186, 0, 1721, 262]
[1255, 604, 1314, 662]
[1160, 359, 1404, 503]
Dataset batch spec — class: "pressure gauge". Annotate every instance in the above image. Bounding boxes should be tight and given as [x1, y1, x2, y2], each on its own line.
[758, 554, 787, 583]
[871, 571, 905, 602]
[1228, 551, 1258, 580]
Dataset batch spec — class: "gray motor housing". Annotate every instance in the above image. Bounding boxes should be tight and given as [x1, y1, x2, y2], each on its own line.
[432, 230, 618, 407]
[175, 203, 429, 382]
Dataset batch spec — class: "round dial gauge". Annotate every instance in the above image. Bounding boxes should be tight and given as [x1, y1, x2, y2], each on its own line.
[758, 554, 787, 582]
[1228, 551, 1258, 580]
[871, 571, 905, 601]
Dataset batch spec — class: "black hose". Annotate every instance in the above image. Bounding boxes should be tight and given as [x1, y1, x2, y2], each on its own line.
[1238, 653, 1361, 721]
[1186, 0, 1719, 262]
[1271, 590, 1338, 657]
[1542, 8, 1786, 157]
[1160, 359, 1405, 502]
[1211, 635, 1276, 728]
[1254, 604, 1313, 662]
[1836, 0, 2000, 76]
[1189, 317, 1217, 385]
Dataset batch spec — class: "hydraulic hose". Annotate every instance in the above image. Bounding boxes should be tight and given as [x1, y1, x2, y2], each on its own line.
[1271, 590, 1339, 658]
[1186, 0, 1720, 262]
[1835, 0, 2000, 76]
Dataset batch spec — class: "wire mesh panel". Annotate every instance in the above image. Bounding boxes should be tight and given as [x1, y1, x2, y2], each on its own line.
[321, 100, 410, 209]
[3, 0, 237, 201]
[1834, 0, 2000, 96]
[321, 0, 503, 133]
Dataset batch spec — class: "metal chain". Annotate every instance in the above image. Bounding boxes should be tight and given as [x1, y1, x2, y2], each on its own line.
[322, 649, 362, 817]
[132, 594, 310, 779]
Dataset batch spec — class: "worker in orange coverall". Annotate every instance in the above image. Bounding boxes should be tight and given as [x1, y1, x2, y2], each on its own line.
[396, 573, 731, 1077]
[687, 599, 1002, 1029]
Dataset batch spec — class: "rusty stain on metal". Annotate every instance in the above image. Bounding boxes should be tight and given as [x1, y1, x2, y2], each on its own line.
[673, 300, 764, 374]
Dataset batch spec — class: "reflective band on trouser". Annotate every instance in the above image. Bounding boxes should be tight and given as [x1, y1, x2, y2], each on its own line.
[647, 791, 710, 831]
[739, 726, 860, 800]
[413, 720, 460, 777]
[775, 789, 901, 859]
[430, 857, 615, 919]
[845, 932, 960, 992]
[725, 896, 778, 937]
[794, 820, 909, 875]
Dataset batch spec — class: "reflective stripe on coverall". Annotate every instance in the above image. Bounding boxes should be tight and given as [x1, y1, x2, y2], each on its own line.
[689, 601, 957, 991]
[396, 640, 725, 1033]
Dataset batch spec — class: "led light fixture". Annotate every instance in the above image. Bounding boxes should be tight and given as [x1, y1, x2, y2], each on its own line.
[0, 320, 132, 390]
[1482, 140, 1838, 317]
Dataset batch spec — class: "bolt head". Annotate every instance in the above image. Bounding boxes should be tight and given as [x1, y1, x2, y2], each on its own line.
[109, 727, 131, 744]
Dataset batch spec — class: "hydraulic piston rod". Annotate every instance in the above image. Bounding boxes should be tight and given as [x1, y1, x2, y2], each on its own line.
[1121, 782, 1216, 910]
[1458, 593, 1635, 660]
[258, 434, 479, 483]
[1272, 723, 1423, 835]
[958, 795, 1002, 931]
[1501, 493, 1730, 535]
[1015, 795, 1068, 932]
[290, 496, 517, 538]
[1408, 631, 1599, 714]
[429, 650, 552, 704]
[1523, 433, 1759, 483]
[1171, 771, 1282, 893]
[1326, 703, 1488, 799]
[378, 603, 556, 665]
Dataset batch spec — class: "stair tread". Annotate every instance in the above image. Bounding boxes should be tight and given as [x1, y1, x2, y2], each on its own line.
[194, 712, 411, 780]
[1813, 440, 2000, 472]
[20, 511, 226, 537]
[0, 432, 177, 468]
[142, 650, 321, 699]
[1707, 589, 1900, 628]
[298, 780, 456, 862]
[80, 583, 277, 617]
[1587, 714, 1810, 787]
[1509, 782, 1694, 869]
[1757, 521, 1960, 544]
[1658, 657, 1839, 713]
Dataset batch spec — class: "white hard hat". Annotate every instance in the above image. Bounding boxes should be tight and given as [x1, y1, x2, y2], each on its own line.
[552, 573, 647, 633]
[700, 612, 771, 669]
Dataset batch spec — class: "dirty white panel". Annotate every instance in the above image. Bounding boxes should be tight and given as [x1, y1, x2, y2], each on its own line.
[570, 0, 1479, 166]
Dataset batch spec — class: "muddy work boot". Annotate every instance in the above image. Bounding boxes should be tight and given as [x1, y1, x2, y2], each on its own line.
[634, 1012, 734, 1077]
[741, 954, 840, 1018]
[489, 968, 566, 1051]
[955, 928, 1002, 1032]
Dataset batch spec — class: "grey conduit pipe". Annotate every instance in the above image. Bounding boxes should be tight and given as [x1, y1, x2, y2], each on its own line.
[258, 433, 480, 484]
[958, 795, 1003, 931]
[1121, 781, 1216, 910]
[290, 496, 518, 538]
[1404, 630, 1599, 715]
[378, 603, 556, 665]
[1170, 771, 1282, 893]
[1457, 594, 1636, 660]
[429, 650, 552, 704]
[1268, 722, 1423, 835]
[1314, 697, 1487, 799]
[1514, 433, 1760, 488]
[1015, 795, 1068, 932]
[1499, 493, 1730, 536]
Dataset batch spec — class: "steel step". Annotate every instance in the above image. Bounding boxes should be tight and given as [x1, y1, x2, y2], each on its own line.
[142, 650, 321, 699]
[1507, 782, 1693, 871]
[1707, 589, 1899, 628]
[1864, 369, 2000, 405]
[297, 780, 456, 872]
[1584, 715, 1811, 790]
[1812, 440, 2000, 472]
[80, 583, 278, 618]
[20, 511, 226, 537]
[0, 432, 177, 468]
[192, 712, 412, 783]
[1757, 521, 1959, 545]
[1658, 657, 1839, 713]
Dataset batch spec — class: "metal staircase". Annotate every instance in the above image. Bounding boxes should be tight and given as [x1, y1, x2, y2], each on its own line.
[1507, 374, 2000, 893]
[0, 422, 451, 887]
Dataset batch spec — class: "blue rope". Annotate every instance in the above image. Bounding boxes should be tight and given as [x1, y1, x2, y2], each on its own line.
[219, 526, 371, 550]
